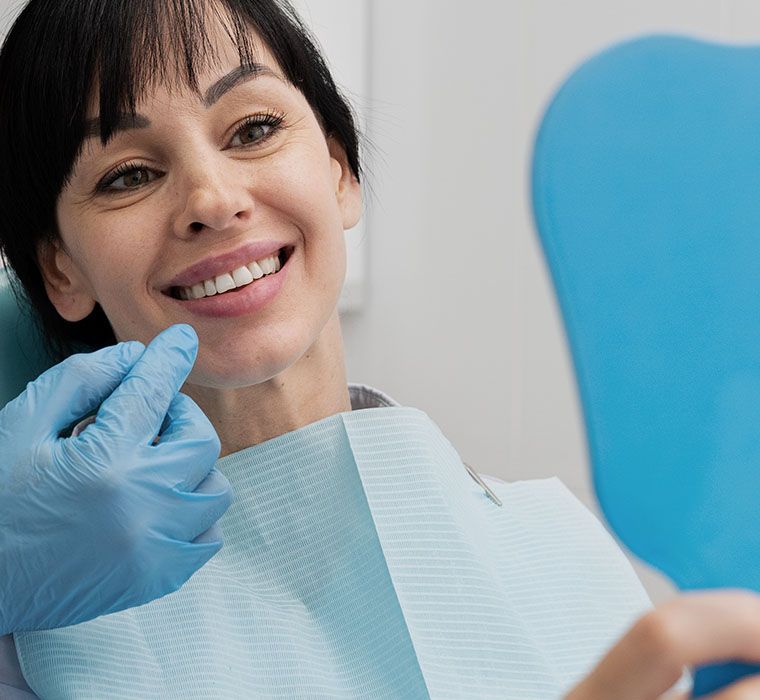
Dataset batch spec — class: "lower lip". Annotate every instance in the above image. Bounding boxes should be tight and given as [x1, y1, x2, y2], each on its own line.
[165, 250, 291, 318]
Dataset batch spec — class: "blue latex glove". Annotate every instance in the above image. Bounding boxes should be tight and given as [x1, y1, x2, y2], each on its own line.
[0, 323, 231, 635]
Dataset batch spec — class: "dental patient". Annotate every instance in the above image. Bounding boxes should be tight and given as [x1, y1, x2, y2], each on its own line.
[0, 1, 691, 698]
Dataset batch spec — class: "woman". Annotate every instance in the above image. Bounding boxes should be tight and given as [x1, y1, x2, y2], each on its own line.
[0, 0, 755, 698]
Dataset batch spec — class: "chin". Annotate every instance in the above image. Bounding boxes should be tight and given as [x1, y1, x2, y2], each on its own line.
[189, 330, 311, 390]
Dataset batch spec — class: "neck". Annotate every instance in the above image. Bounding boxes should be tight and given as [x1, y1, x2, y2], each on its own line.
[184, 311, 352, 458]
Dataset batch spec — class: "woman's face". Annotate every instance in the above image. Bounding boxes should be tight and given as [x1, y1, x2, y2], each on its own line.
[46, 22, 361, 389]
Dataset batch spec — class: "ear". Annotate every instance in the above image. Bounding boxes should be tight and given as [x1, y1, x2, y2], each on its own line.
[327, 137, 362, 230]
[36, 238, 97, 322]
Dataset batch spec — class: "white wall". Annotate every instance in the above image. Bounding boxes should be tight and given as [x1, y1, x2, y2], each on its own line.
[289, 0, 371, 313]
[342, 0, 760, 604]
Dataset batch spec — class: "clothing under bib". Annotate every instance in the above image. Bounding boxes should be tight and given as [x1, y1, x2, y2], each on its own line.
[14, 387, 655, 699]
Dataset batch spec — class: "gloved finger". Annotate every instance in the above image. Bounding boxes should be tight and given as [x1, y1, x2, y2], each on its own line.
[155, 393, 221, 489]
[151, 436, 222, 500]
[159, 393, 216, 445]
[192, 522, 222, 545]
[163, 477, 233, 542]
[92, 324, 199, 446]
[192, 468, 232, 499]
[160, 538, 223, 595]
[150, 436, 223, 495]
[0, 341, 144, 439]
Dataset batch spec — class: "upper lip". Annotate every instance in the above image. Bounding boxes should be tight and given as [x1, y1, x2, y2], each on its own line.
[162, 240, 288, 291]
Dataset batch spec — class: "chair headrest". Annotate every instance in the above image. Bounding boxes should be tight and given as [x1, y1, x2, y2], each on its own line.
[0, 269, 56, 408]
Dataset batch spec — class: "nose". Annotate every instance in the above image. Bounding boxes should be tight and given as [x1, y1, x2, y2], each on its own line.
[172, 154, 254, 238]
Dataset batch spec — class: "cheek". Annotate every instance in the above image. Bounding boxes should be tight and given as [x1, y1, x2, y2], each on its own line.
[85, 237, 154, 297]
[59, 214, 161, 331]
[272, 165, 346, 281]
[264, 144, 344, 230]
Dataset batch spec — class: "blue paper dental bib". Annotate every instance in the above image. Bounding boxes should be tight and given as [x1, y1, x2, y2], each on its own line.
[15, 394, 658, 699]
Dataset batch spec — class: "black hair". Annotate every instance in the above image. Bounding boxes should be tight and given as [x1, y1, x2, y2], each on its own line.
[0, 0, 363, 361]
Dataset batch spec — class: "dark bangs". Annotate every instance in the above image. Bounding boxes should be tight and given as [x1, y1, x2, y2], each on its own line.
[0, 0, 361, 361]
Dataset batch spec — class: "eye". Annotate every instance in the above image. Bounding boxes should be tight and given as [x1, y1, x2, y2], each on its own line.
[229, 111, 285, 148]
[96, 162, 159, 194]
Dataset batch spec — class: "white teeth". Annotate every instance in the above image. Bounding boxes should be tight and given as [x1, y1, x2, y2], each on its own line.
[178, 252, 285, 300]
[248, 261, 264, 279]
[215, 272, 236, 294]
[232, 266, 254, 286]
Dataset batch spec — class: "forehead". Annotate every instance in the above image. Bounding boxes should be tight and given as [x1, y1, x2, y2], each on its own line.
[89, 41, 280, 111]
[85, 5, 287, 131]
[184, 16, 283, 93]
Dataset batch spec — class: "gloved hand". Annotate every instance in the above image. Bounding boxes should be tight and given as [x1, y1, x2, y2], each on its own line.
[0, 324, 231, 635]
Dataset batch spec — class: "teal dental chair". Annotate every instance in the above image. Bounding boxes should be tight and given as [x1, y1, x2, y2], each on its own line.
[532, 35, 760, 695]
[0, 268, 56, 408]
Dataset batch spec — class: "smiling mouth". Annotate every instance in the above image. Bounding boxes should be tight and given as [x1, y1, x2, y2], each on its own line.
[167, 246, 294, 300]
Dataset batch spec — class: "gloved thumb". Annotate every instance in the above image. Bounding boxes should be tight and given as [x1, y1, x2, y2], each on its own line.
[92, 324, 199, 445]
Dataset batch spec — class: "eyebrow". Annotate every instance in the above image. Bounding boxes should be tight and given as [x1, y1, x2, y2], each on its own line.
[83, 62, 283, 140]
[203, 63, 282, 106]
